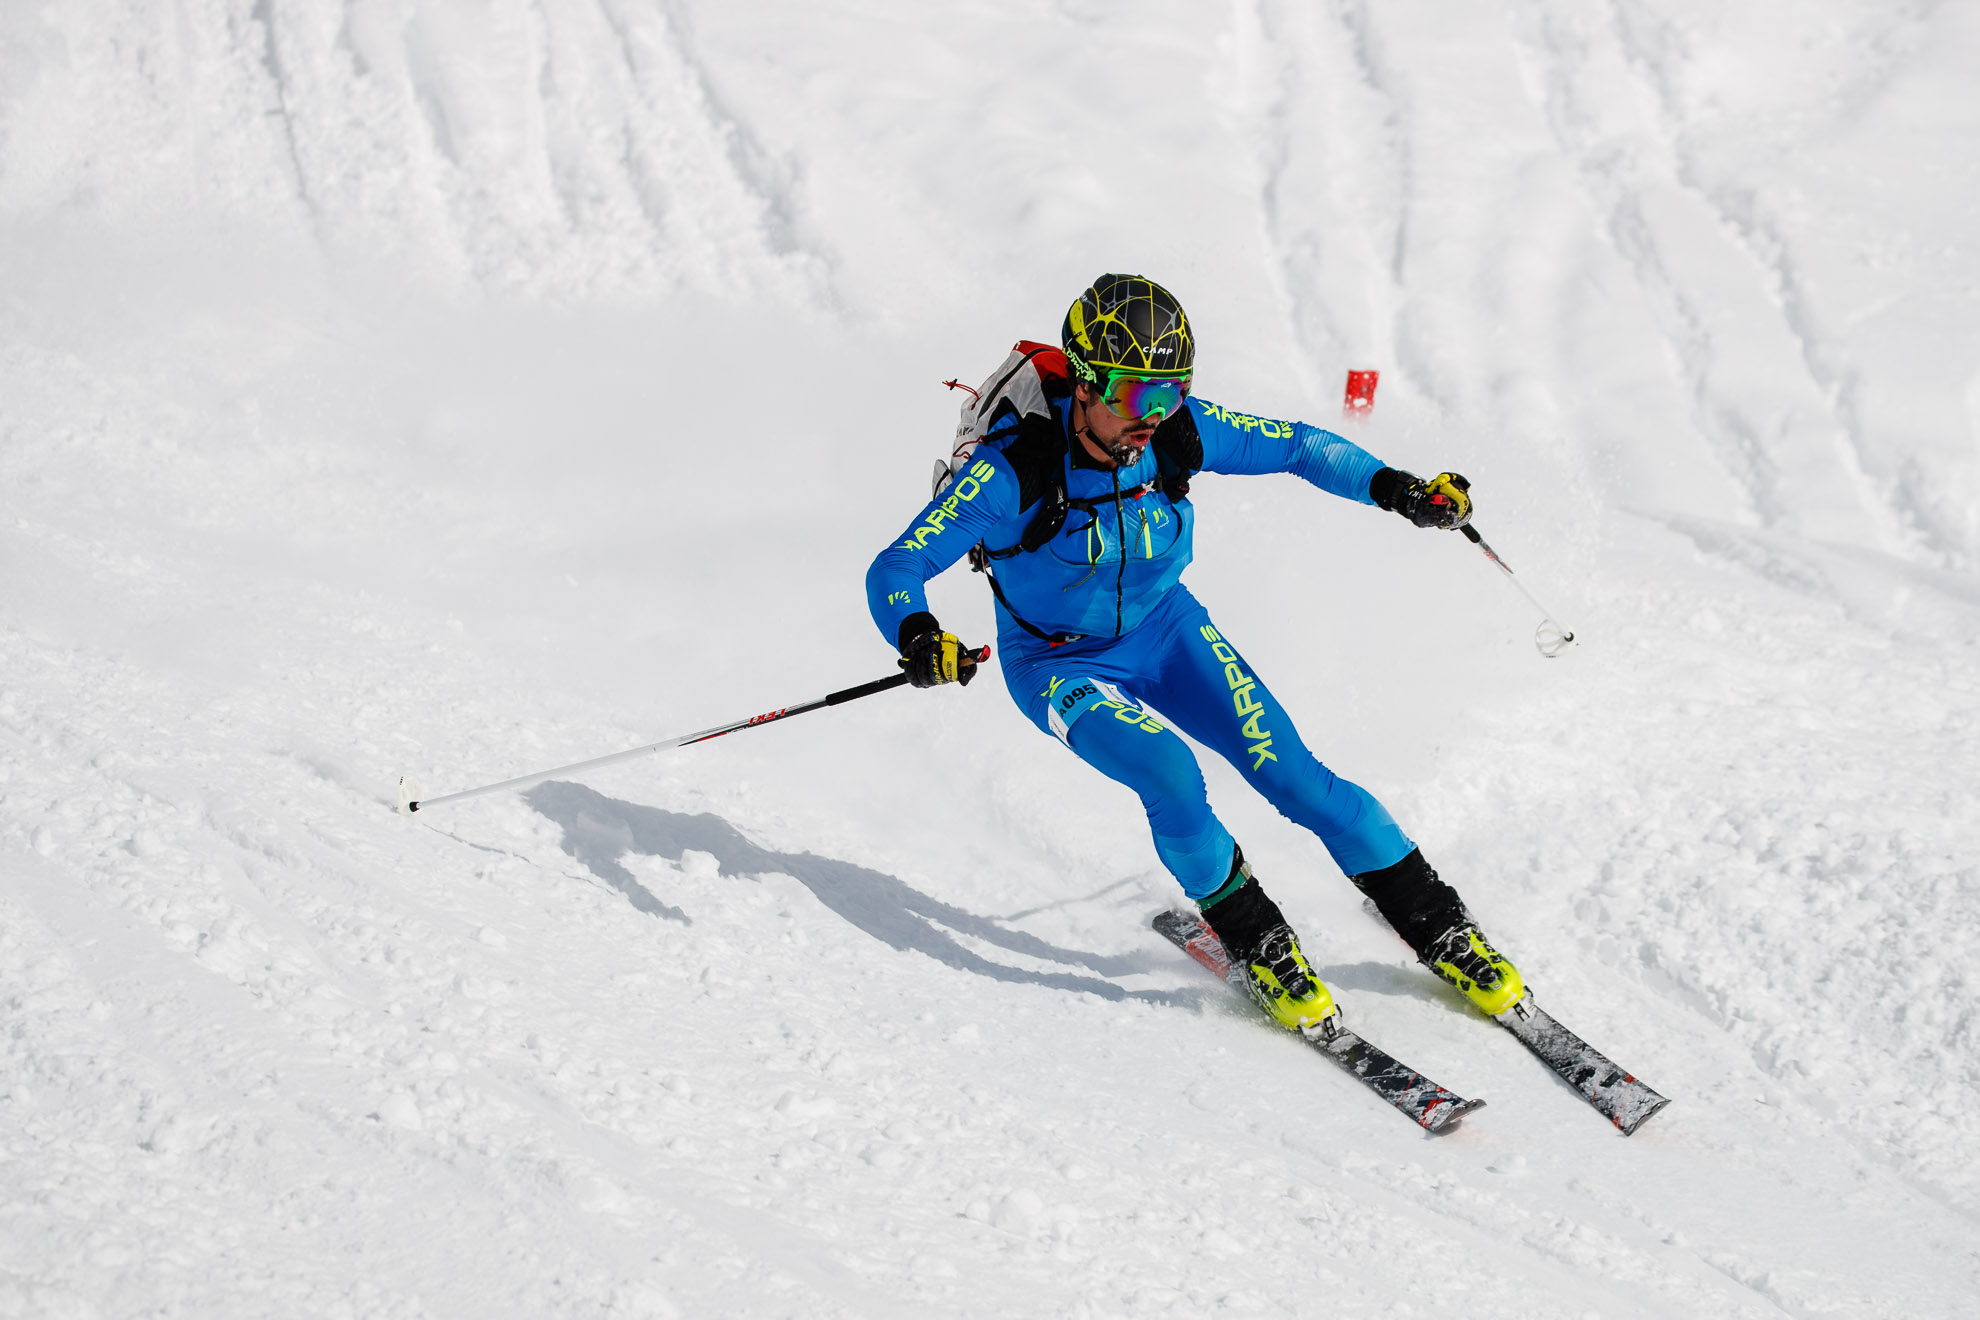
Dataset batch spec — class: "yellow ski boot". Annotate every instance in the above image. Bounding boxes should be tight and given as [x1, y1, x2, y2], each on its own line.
[1244, 925, 1340, 1035]
[1424, 922, 1526, 1016]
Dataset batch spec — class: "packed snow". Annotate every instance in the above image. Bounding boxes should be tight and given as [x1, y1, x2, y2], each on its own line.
[4, 1, 1978, 1316]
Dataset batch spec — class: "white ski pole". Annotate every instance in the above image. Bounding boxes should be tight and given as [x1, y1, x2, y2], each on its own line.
[396, 647, 988, 814]
[1460, 525, 1577, 657]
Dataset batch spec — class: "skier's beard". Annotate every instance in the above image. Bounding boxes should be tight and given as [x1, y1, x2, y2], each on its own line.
[1100, 434, 1144, 464]
[1076, 397, 1154, 468]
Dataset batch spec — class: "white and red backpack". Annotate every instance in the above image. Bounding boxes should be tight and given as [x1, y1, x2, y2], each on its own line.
[931, 340, 1073, 499]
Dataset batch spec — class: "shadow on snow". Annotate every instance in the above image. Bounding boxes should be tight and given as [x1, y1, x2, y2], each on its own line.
[526, 780, 1188, 1005]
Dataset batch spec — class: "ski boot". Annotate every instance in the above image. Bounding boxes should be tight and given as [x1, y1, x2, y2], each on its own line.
[1351, 847, 1527, 1016]
[1422, 921, 1525, 1016]
[1243, 924, 1340, 1034]
[1200, 845, 1340, 1035]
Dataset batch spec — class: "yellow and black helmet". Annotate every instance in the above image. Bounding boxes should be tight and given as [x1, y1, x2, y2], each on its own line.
[1061, 274, 1195, 385]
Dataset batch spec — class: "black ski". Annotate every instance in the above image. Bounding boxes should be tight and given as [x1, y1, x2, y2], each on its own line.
[1494, 997, 1669, 1135]
[1153, 910, 1484, 1135]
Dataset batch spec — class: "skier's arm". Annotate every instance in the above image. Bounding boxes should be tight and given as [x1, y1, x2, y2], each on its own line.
[1182, 397, 1473, 527]
[864, 453, 1017, 653]
[1184, 397, 1386, 503]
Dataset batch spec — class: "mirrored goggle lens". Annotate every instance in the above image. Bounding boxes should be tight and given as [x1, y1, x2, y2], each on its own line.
[1102, 374, 1189, 422]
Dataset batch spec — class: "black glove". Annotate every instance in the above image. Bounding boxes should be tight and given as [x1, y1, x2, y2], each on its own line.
[897, 613, 978, 688]
[1370, 468, 1473, 530]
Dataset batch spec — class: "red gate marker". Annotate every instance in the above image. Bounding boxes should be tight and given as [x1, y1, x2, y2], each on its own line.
[1343, 369, 1379, 420]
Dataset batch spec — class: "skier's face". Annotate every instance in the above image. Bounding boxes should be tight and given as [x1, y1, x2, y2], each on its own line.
[1075, 383, 1158, 466]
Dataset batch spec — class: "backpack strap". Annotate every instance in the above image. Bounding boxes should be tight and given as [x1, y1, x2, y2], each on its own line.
[972, 418, 1085, 644]
[980, 567, 1085, 646]
[987, 400, 1201, 560]
[1150, 404, 1202, 500]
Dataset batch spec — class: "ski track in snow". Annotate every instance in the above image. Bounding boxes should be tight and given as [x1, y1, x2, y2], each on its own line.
[3, 1, 1980, 1315]
[1507, 0, 1980, 568]
[0, 0, 832, 303]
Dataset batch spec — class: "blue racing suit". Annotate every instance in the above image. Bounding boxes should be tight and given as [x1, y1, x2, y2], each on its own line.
[866, 392, 1414, 900]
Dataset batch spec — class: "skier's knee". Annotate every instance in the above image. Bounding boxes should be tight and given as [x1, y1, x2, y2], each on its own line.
[1264, 766, 1413, 876]
[1137, 732, 1209, 809]
[1264, 758, 1361, 834]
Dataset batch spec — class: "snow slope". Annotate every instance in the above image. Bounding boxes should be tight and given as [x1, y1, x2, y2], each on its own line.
[4, 1, 1978, 1315]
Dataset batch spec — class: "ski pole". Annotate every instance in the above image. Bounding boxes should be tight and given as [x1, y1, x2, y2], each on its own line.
[1460, 525, 1577, 658]
[396, 646, 990, 814]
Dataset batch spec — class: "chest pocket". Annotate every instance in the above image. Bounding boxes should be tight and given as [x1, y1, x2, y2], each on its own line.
[1050, 489, 1186, 567]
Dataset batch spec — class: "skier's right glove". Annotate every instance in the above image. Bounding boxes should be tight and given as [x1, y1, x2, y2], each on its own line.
[1370, 468, 1473, 530]
[897, 614, 979, 688]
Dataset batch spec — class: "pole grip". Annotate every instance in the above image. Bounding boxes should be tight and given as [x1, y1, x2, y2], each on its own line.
[832, 644, 990, 704]
[1461, 524, 1482, 544]
[826, 671, 913, 706]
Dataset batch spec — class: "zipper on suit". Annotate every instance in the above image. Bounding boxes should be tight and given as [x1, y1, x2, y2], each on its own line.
[1113, 467, 1126, 636]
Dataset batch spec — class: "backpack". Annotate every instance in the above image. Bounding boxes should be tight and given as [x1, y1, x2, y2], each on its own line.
[933, 340, 1071, 499]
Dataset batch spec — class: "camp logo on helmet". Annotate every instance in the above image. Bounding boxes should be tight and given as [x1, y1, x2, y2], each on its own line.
[1061, 273, 1197, 382]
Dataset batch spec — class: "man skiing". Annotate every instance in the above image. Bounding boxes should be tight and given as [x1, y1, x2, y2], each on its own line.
[865, 274, 1524, 1034]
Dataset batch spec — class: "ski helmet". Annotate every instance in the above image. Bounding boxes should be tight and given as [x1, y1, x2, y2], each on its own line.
[1061, 274, 1195, 385]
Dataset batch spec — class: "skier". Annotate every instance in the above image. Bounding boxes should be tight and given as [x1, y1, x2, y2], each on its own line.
[865, 274, 1523, 1033]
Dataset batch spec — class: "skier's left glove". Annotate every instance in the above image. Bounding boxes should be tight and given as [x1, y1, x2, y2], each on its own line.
[897, 613, 979, 688]
[1370, 468, 1472, 530]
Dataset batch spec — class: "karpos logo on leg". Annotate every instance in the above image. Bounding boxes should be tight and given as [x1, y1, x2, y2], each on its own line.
[1199, 625, 1275, 768]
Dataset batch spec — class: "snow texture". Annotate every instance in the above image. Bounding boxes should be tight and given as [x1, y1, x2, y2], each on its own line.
[3, 1, 1978, 1316]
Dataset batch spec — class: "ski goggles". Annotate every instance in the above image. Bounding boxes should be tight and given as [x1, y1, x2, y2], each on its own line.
[1098, 371, 1191, 423]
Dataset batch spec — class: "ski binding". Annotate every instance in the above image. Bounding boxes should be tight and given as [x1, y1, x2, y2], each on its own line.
[1154, 910, 1484, 1135]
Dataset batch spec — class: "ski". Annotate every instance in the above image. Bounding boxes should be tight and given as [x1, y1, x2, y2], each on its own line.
[1153, 910, 1484, 1135]
[1495, 997, 1669, 1135]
